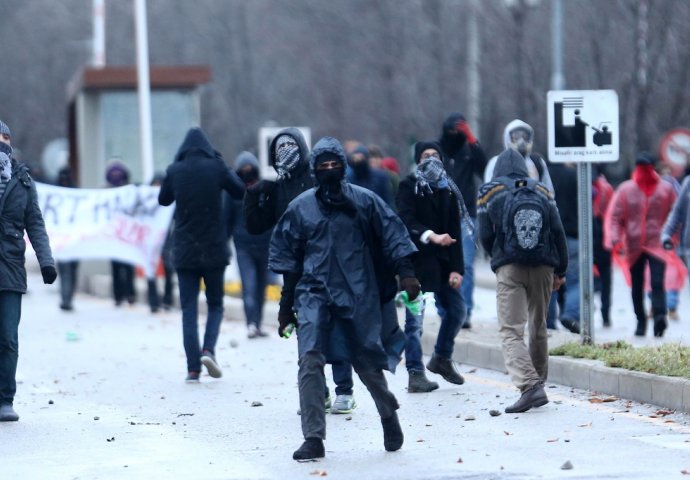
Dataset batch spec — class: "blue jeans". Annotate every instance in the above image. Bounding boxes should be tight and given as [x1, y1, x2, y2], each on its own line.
[177, 267, 226, 373]
[461, 218, 477, 317]
[405, 284, 465, 372]
[561, 236, 580, 322]
[0, 291, 22, 405]
[331, 362, 353, 396]
[235, 245, 269, 329]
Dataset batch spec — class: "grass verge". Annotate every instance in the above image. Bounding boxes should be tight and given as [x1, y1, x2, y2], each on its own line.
[550, 340, 690, 379]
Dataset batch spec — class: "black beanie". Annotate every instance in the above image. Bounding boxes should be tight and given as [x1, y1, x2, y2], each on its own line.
[414, 141, 443, 164]
[635, 151, 655, 166]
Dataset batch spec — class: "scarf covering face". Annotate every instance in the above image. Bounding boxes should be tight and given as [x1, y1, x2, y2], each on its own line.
[632, 164, 660, 197]
[414, 156, 474, 236]
[0, 143, 12, 181]
[274, 134, 301, 180]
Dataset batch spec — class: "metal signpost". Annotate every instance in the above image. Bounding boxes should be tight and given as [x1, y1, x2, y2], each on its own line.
[547, 90, 619, 344]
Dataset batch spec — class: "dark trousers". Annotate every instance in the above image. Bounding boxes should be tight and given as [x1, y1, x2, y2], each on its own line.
[0, 292, 22, 405]
[57, 261, 79, 309]
[631, 253, 666, 325]
[111, 260, 136, 305]
[235, 245, 269, 328]
[593, 245, 612, 323]
[147, 265, 174, 311]
[177, 267, 225, 373]
[298, 351, 398, 440]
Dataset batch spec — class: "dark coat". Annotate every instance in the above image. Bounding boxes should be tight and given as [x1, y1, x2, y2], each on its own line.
[244, 127, 313, 235]
[346, 166, 393, 207]
[439, 113, 487, 217]
[0, 160, 55, 292]
[396, 174, 464, 293]
[269, 137, 416, 371]
[158, 128, 245, 270]
[548, 162, 579, 237]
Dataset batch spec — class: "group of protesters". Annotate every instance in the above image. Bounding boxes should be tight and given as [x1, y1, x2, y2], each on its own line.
[2, 113, 690, 464]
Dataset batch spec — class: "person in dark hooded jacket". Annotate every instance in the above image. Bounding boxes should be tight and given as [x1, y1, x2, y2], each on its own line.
[228, 151, 272, 338]
[0, 119, 56, 422]
[158, 128, 245, 383]
[269, 136, 419, 461]
[439, 113, 487, 329]
[244, 128, 358, 414]
[397, 141, 468, 394]
[346, 145, 393, 207]
[477, 149, 567, 414]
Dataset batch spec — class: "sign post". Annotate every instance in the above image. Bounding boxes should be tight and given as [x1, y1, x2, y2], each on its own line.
[547, 90, 619, 345]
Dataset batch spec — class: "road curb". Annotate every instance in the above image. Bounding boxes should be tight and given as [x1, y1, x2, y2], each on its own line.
[431, 335, 690, 414]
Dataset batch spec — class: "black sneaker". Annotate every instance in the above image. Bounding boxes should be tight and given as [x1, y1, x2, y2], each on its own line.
[560, 318, 580, 334]
[426, 353, 465, 385]
[381, 412, 404, 452]
[504, 383, 549, 413]
[0, 403, 19, 422]
[293, 438, 325, 461]
[200, 350, 222, 378]
[185, 371, 200, 383]
[653, 315, 667, 337]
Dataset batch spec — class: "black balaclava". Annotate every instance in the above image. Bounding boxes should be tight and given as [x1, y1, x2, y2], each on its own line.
[349, 145, 370, 179]
[314, 152, 356, 217]
[440, 112, 467, 153]
[274, 134, 301, 180]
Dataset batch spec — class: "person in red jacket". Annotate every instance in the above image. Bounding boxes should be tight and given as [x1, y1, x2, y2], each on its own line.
[605, 152, 677, 337]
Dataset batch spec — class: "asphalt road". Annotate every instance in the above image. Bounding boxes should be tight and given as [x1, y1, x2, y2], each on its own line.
[2, 273, 690, 479]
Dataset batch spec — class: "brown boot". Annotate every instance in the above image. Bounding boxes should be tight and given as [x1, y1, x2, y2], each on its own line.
[407, 370, 439, 393]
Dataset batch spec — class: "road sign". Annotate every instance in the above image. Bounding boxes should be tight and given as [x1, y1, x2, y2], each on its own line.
[258, 126, 311, 180]
[547, 90, 619, 163]
[659, 128, 690, 178]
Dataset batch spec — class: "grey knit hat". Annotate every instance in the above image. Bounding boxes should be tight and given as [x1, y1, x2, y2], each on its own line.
[0, 120, 10, 138]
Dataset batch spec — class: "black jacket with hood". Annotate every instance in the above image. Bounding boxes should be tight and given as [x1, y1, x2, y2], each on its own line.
[243, 127, 313, 235]
[158, 128, 245, 270]
[439, 113, 487, 217]
[476, 149, 568, 276]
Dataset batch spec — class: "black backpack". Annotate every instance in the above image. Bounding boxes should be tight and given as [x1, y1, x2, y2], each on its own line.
[501, 178, 553, 266]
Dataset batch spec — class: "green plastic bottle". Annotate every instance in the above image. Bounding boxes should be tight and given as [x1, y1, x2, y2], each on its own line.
[396, 291, 425, 316]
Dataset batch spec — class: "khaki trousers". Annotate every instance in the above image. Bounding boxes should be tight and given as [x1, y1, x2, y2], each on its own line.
[496, 264, 554, 392]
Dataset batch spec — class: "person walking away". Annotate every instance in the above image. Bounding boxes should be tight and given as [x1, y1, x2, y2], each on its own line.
[56, 166, 79, 311]
[158, 128, 245, 382]
[477, 149, 568, 413]
[269, 136, 419, 460]
[438, 113, 487, 329]
[397, 141, 468, 393]
[0, 119, 57, 421]
[228, 151, 271, 338]
[105, 161, 137, 306]
[605, 152, 677, 337]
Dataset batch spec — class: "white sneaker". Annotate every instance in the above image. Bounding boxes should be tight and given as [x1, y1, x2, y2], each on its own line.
[200, 350, 222, 378]
[331, 394, 356, 414]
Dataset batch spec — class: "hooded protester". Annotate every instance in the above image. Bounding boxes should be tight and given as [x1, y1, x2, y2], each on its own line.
[346, 144, 393, 207]
[227, 151, 272, 338]
[605, 152, 678, 337]
[0, 119, 57, 422]
[158, 127, 245, 382]
[477, 149, 568, 413]
[244, 128, 357, 414]
[438, 113, 487, 329]
[483, 119, 554, 192]
[105, 161, 137, 307]
[56, 166, 79, 311]
[269, 136, 418, 461]
[396, 141, 468, 394]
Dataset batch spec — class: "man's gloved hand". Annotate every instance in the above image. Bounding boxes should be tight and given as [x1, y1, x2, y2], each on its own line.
[41, 265, 57, 285]
[455, 120, 477, 145]
[399, 277, 421, 301]
[278, 311, 296, 338]
[663, 239, 674, 250]
[248, 179, 277, 195]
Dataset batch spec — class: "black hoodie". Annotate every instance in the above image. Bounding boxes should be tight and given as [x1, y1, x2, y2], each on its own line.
[244, 127, 313, 235]
[158, 128, 245, 270]
[438, 113, 487, 217]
